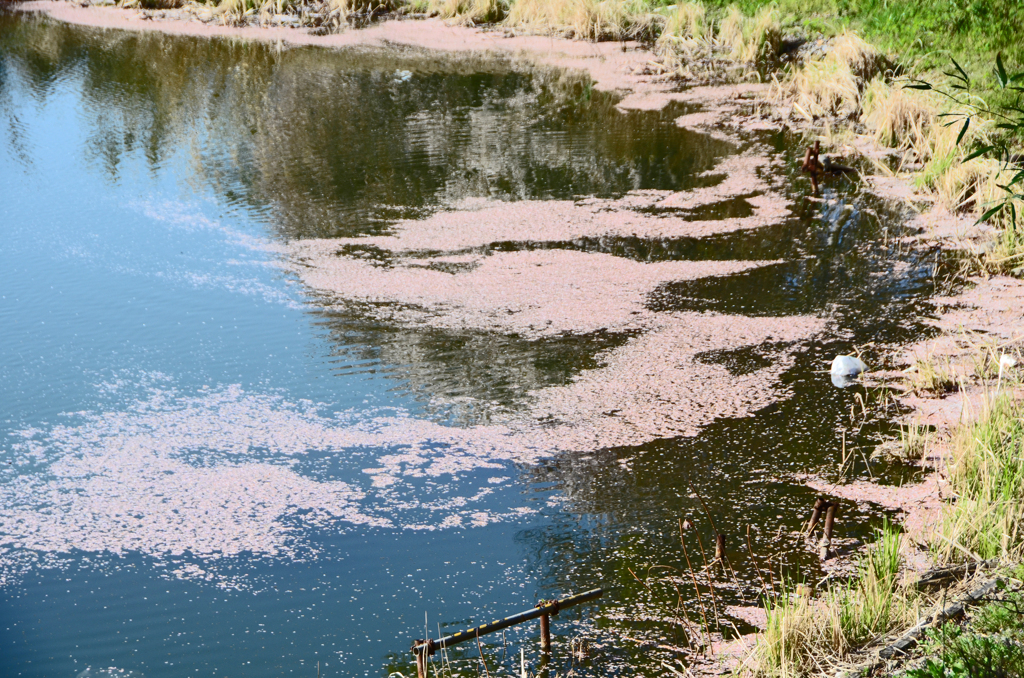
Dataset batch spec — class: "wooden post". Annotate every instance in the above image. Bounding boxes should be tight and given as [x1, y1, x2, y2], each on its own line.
[714, 533, 726, 562]
[805, 497, 826, 536]
[540, 613, 551, 654]
[820, 502, 838, 560]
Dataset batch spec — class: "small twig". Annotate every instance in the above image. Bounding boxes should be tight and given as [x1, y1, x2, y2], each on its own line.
[679, 519, 713, 654]
[476, 634, 492, 678]
[746, 525, 771, 600]
[627, 566, 653, 593]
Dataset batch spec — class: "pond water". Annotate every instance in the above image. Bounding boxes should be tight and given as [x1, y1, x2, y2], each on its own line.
[0, 9, 948, 678]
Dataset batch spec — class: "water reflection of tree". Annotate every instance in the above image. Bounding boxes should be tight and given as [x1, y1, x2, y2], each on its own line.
[1, 15, 729, 239]
[312, 305, 636, 425]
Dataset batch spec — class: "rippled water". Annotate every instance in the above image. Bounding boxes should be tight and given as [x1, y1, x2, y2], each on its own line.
[0, 9, 948, 678]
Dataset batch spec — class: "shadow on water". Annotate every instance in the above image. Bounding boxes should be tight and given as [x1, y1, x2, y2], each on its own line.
[312, 307, 639, 425]
[0, 8, 968, 678]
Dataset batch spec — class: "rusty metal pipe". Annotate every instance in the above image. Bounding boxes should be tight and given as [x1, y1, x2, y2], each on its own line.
[412, 588, 603, 657]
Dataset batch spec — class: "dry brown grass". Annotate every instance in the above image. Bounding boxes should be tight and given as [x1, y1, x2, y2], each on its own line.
[829, 31, 885, 81]
[421, 0, 504, 22]
[655, 1, 712, 65]
[787, 56, 861, 119]
[326, 0, 401, 15]
[502, 0, 655, 40]
[862, 77, 936, 153]
[658, 1, 710, 41]
[778, 31, 883, 121]
[720, 4, 780, 64]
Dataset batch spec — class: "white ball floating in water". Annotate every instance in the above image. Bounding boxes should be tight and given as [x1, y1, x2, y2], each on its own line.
[831, 355, 868, 378]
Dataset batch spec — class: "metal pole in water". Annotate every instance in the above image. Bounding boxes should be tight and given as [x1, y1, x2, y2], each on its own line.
[411, 588, 602, 672]
[412, 639, 429, 678]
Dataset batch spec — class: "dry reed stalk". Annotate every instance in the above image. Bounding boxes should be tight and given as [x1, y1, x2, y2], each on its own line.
[679, 518, 714, 652]
[692, 527, 723, 632]
[686, 483, 725, 629]
[423, 0, 504, 23]
[745, 524, 770, 600]
[719, 4, 780, 64]
[502, 0, 652, 40]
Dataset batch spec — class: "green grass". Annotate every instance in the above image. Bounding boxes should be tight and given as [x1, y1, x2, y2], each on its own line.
[904, 588, 1024, 678]
[666, 1, 1023, 108]
[663, 0, 1024, 69]
[937, 395, 1024, 563]
[836, 517, 906, 646]
[755, 520, 913, 676]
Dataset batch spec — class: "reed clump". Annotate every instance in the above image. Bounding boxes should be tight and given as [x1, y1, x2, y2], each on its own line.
[753, 522, 916, 677]
[934, 394, 1024, 563]
[779, 31, 884, 121]
[502, 0, 657, 40]
[905, 356, 960, 395]
[719, 4, 781, 65]
[216, 0, 260, 17]
[658, 1, 711, 43]
[420, 0, 506, 23]
[656, 1, 714, 60]
[862, 77, 936, 153]
[327, 0, 404, 15]
[899, 420, 931, 461]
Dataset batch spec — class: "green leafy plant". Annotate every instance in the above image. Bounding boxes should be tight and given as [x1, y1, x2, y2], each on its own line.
[906, 55, 1024, 266]
[906, 595, 1024, 678]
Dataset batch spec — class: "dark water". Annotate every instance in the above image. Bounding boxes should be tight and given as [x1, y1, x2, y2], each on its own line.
[0, 10, 950, 678]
